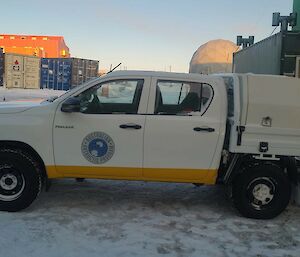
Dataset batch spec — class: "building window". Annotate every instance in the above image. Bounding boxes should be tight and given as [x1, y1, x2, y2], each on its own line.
[32, 37, 36, 40]
[42, 37, 48, 40]
[10, 36, 15, 39]
[0, 36, 4, 39]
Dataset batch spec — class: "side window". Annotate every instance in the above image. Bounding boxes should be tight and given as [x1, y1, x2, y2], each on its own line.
[155, 80, 213, 115]
[77, 79, 143, 114]
[159, 82, 190, 105]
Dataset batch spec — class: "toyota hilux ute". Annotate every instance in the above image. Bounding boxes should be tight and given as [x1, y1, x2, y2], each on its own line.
[0, 71, 299, 219]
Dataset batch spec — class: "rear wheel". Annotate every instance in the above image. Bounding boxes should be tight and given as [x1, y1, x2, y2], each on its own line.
[0, 149, 42, 212]
[232, 163, 291, 219]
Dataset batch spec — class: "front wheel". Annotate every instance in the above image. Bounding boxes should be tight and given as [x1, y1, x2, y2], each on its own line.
[232, 163, 291, 219]
[0, 149, 42, 212]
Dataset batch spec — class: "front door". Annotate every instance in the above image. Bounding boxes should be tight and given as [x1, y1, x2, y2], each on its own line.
[53, 77, 149, 179]
[143, 77, 222, 184]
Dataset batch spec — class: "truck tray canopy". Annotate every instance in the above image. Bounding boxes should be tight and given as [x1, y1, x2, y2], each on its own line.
[224, 74, 300, 156]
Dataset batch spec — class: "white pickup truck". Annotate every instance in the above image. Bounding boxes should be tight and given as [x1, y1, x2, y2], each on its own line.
[0, 71, 299, 219]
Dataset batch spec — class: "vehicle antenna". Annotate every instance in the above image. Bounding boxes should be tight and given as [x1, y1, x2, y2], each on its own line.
[107, 63, 122, 74]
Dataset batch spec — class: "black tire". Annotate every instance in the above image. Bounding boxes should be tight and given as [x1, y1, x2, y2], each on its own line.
[232, 163, 291, 219]
[0, 148, 42, 212]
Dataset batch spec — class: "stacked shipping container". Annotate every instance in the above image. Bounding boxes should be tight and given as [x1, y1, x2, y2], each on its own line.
[4, 53, 40, 89]
[72, 59, 99, 86]
[41, 58, 99, 90]
[1, 55, 99, 90]
[40, 58, 72, 91]
[0, 34, 99, 90]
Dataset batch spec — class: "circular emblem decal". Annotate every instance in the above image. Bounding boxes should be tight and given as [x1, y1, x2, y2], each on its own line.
[81, 132, 115, 164]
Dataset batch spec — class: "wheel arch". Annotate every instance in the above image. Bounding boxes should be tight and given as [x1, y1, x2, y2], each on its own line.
[0, 140, 47, 182]
[223, 154, 298, 185]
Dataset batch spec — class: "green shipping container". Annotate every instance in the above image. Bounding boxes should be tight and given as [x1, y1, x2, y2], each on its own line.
[293, 0, 300, 31]
[233, 31, 300, 78]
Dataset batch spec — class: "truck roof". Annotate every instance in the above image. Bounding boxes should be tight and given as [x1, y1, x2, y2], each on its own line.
[104, 70, 213, 80]
[105, 70, 298, 82]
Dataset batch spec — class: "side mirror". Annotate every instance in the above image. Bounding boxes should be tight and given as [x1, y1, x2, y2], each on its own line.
[61, 97, 81, 113]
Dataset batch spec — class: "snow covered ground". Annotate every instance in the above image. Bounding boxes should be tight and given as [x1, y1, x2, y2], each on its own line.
[0, 87, 64, 102]
[0, 180, 299, 257]
[0, 87, 299, 257]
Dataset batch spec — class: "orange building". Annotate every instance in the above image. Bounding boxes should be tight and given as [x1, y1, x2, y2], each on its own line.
[0, 34, 70, 58]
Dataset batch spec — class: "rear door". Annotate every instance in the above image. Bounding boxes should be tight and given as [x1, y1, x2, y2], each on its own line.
[143, 76, 223, 184]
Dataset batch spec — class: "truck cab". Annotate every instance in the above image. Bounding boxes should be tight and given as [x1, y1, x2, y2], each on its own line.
[50, 71, 226, 184]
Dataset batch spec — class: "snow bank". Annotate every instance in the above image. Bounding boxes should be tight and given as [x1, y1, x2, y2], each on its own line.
[0, 87, 65, 102]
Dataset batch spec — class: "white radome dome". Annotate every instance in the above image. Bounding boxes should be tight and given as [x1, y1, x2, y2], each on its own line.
[189, 39, 238, 74]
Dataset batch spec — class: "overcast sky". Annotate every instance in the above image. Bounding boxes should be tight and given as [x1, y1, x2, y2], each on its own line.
[1, 0, 293, 72]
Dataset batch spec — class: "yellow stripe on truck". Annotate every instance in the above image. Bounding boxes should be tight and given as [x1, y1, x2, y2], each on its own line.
[46, 166, 218, 185]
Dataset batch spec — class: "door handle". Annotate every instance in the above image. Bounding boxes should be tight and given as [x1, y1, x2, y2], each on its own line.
[120, 123, 142, 130]
[193, 127, 215, 132]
